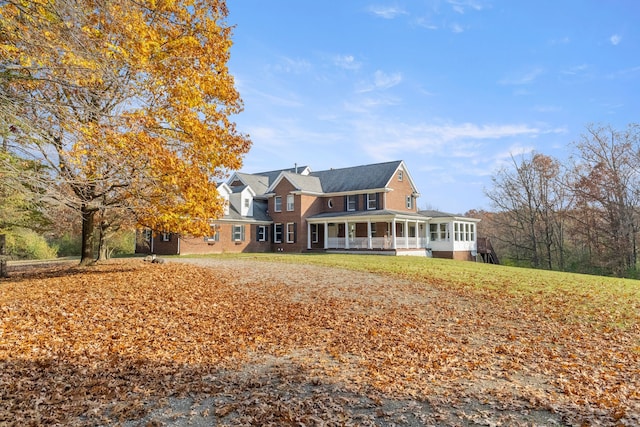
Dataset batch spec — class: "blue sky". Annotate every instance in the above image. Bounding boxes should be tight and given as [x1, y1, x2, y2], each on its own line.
[226, 1, 639, 214]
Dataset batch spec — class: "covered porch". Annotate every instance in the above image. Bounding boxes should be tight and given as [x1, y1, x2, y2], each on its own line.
[307, 211, 431, 255]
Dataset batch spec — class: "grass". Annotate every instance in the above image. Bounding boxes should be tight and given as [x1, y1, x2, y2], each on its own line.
[182, 252, 640, 330]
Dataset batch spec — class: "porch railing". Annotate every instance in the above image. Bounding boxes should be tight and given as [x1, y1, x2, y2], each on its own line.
[326, 236, 428, 250]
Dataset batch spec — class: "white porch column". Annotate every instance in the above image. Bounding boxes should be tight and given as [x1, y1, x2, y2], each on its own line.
[344, 221, 349, 249]
[415, 220, 420, 248]
[392, 219, 397, 249]
[307, 222, 311, 249]
[404, 219, 409, 249]
[323, 222, 328, 249]
[367, 220, 372, 249]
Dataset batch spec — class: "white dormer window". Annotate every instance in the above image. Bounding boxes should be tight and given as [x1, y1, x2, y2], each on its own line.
[287, 194, 294, 211]
[244, 198, 249, 208]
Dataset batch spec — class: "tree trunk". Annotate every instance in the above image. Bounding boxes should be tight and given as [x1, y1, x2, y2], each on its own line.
[80, 204, 95, 266]
[96, 220, 109, 262]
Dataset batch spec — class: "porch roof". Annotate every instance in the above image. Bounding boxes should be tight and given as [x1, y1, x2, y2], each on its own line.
[306, 209, 430, 223]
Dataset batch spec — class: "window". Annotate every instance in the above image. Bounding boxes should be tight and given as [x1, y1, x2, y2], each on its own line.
[470, 223, 475, 241]
[406, 196, 413, 209]
[430, 224, 438, 241]
[440, 223, 449, 240]
[346, 195, 356, 211]
[232, 225, 245, 241]
[286, 194, 294, 211]
[465, 223, 470, 241]
[143, 229, 152, 242]
[311, 224, 319, 243]
[161, 232, 171, 242]
[244, 198, 250, 208]
[398, 170, 403, 181]
[409, 224, 416, 238]
[327, 199, 333, 209]
[366, 193, 377, 210]
[257, 225, 267, 242]
[286, 223, 296, 243]
[274, 223, 283, 243]
[274, 196, 282, 212]
[205, 225, 220, 242]
[454, 223, 460, 241]
[371, 223, 377, 236]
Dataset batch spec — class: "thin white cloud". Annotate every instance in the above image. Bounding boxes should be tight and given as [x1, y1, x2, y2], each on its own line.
[368, 5, 408, 19]
[610, 34, 622, 45]
[333, 54, 361, 71]
[356, 70, 403, 92]
[355, 120, 551, 163]
[499, 67, 545, 85]
[549, 36, 570, 45]
[447, 0, 486, 14]
[561, 64, 589, 75]
[450, 23, 464, 33]
[270, 56, 312, 74]
[532, 105, 562, 113]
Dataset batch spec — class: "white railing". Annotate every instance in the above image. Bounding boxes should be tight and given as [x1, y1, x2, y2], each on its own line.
[327, 236, 429, 250]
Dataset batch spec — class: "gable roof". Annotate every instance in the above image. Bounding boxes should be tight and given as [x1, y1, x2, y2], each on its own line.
[310, 160, 403, 193]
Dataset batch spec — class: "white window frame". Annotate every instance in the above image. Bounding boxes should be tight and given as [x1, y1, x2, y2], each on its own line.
[398, 170, 403, 181]
[161, 232, 171, 242]
[406, 196, 413, 209]
[274, 196, 282, 212]
[470, 223, 475, 241]
[257, 225, 267, 242]
[430, 224, 438, 241]
[286, 222, 295, 243]
[244, 198, 250, 208]
[311, 224, 319, 243]
[205, 225, 220, 242]
[232, 225, 245, 242]
[440, 223, 449, 241]
[274, 223, 283, 243]
[346, 195, 356, 211]
[286, 194, 294, 211]
[366, 194, 377, 210]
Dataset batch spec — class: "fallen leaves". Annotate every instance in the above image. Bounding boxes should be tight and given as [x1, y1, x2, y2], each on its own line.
[1, 258, 639, 426]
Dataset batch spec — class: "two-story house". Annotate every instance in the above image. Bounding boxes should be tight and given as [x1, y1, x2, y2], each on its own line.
[136, 160, 480, 260]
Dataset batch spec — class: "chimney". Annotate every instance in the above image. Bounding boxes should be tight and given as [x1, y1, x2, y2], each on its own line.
[294, 163, 298, 174]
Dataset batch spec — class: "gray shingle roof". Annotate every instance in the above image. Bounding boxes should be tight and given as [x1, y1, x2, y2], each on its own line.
[310, 160, 402, 193]
[280, 172, 323, 193]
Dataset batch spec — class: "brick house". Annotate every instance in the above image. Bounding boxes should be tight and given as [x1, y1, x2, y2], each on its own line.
[136, 160, 480, 260]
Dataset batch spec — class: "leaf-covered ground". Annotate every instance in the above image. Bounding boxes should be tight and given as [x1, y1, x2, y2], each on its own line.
[1, 257, 638, 426]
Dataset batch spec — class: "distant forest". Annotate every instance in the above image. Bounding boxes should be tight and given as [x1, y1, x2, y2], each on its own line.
[472, 123, 639, 278]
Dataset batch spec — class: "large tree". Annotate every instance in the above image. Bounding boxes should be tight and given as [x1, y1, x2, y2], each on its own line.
[485, 153, 567, 269]
[568, 124, 639, 276]
[0, 0, 250, 265]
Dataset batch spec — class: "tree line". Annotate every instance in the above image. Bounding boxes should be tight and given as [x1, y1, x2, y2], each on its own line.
[474, 123, 639, 278]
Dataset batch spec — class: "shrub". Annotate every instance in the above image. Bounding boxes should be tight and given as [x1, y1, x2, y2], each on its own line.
[3, 227, 58, 260]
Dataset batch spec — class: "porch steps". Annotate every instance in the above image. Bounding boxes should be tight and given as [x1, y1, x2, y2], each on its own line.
[477, 237, 500, 264]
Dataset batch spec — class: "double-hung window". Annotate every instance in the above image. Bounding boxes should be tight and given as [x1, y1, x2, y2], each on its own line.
[274, 224, 283, 243]
[406, 196, 413, 209]
[286, 194, 294, 211]
[366, 194, 377, 210]
[205, 225, 220, 242]
[310, 224, 319, 243]
[232, 225, 245, 241]
[274, 196, 282, 212]
[346, 195, 356, 211]
[161, 232, 171, 242]
[257, 225, 267, 242]
[286, 223, 296, 243]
